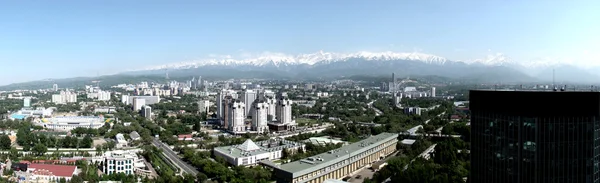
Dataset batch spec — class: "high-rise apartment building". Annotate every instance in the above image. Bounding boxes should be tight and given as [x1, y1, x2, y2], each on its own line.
[228, 101, 246, 133]
[242, 90, 257, 117]
[51, 91, 77, 104]
[141, 106, 152, 119]
[221, 96, 234, 128]
[217, 90, 236, 119]
[266, 97, 277, 121]
[198, 100, 210, 114]
[52, 84, 58, 91]
[97, 91, 111, 101]
[276, 98, 294, 125]
[132, 98, 146, 111]
[23, 97, 31, 108]
[431, 87, 436, 97]
[470, 90, 600, 183]
[252, 101, 269, 133]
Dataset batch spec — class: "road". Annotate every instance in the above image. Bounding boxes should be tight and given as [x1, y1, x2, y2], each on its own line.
[152, 138, 199, 176]
[367, 100, 383, 116]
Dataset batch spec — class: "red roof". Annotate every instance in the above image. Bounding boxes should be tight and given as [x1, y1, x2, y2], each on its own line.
[178, 134, 193, 138]
[28, 164, 76, 177]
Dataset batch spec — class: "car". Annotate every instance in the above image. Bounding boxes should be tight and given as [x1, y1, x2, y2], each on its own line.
[356, 175, 362, 179]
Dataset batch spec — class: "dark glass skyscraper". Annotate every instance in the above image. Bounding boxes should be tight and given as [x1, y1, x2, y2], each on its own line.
[470, 90, 600, 183]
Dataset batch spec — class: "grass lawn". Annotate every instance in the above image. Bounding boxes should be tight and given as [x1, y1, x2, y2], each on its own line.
[149, 153, 176, 176]
[296, 118, 318, 126]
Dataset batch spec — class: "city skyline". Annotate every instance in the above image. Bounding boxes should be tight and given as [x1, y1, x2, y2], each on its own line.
[1, 0, 599, 85]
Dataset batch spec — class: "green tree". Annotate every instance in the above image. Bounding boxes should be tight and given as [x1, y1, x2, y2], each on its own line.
[32, 143, 47, 156]
[0, 135, 11, 150]
[81, 135, 93, 148]
[193, 121, 201, 131]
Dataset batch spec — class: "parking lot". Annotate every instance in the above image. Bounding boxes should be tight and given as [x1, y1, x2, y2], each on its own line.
[349, 167, 376, 183]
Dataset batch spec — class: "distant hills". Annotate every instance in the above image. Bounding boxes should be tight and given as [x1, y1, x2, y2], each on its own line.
[2, 51, 599, 90]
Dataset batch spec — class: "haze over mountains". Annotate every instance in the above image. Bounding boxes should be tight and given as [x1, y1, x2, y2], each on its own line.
[1, 50, 599, 90]
[125, 51, 600, 84]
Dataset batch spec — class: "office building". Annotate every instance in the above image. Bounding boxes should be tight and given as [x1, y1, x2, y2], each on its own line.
[102, 150, 135, 175]
[122, 95, 160, 106]
[252, 101, 269, 133]
[214, 138, 305, 166]
[132, 98, 146, 111]
[228, 101, 246, 133]
[23, 97, 31, 108]
[273, 133, 398, 183]
[431, 87, 436, 97]
[470, 90, 600, 183]
[242, 90, 257, 117]
[52, 84, 58, 91]
[141, 106, 152, 119]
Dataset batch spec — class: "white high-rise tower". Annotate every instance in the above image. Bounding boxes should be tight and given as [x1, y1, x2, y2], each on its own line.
[228, 101, 246, 132]
[242, 90, 257, 117]
[266, 97, 277, 121]
[431, 87, 436, 97]
[252, 101, 269, 133]
[276, 98, 293, 124]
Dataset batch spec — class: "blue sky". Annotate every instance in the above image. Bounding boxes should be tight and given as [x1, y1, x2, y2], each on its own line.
[1, 0, 599, 85]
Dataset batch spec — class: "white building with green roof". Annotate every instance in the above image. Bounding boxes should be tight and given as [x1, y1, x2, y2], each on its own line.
[214, 138, 305, 166]
[272, 133, 398, 183]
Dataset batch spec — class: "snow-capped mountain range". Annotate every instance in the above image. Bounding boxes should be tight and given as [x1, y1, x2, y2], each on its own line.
[123, 51, 600, 84]
[135, 51, 573, 71]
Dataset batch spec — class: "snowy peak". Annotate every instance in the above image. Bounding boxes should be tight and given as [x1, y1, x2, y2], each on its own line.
[465, 53, 515, 66]
[137, 51, 450, 71]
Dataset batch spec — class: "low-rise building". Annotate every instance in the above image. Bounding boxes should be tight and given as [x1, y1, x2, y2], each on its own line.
[273, 133, 398, 183]
[177, 134, 193, 141]
[26, 164, 77, 182]
[403, 107, 422, 115]
[102, 150, 135, 175]
[129, 131, 141, 141]
[94, 107, 116, 114]
[36, 116, 105, 131]
[115, 133, 128, 148]
[214, 138, 305, 166]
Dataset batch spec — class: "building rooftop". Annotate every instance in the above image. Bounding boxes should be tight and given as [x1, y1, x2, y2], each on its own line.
[129, 131, 140, 140]
[115, 134, 127, 144]
[28, 164, 76, 177]
[214, 138, 304, 158]
[276, 132, 398, 177]
[400, 139, 416, 145]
